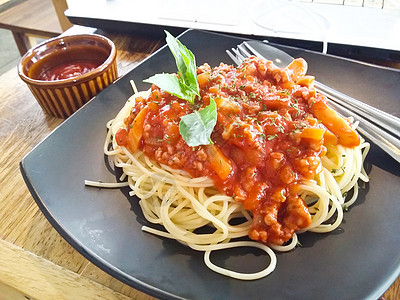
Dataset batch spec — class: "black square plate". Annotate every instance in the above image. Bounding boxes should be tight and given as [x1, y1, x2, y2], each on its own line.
[21, 29, 400, 300]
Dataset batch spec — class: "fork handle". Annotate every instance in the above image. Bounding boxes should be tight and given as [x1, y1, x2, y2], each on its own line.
[316, 82, 400, 139]
[329, 101, 400, 164]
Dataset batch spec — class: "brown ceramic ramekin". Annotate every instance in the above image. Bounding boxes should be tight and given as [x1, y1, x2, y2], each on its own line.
[18, 34, 118, 118]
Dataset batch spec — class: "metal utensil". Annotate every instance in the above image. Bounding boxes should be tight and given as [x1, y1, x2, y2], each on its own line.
[226, 41, 400, 164]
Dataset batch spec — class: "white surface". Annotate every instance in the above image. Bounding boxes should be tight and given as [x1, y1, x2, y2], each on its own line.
[66, 0, 400, 51]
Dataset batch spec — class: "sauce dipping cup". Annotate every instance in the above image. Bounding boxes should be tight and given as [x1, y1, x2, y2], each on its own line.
[18, 34, 118, 118]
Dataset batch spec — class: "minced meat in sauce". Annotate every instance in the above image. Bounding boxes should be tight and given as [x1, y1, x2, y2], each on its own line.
[116, 56, 360, 245]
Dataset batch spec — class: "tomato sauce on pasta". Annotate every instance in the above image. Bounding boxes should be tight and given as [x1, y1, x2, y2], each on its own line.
[115, 56, 360, 245]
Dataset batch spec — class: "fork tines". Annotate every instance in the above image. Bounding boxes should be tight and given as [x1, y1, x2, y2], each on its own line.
[226, 41, 400, 164]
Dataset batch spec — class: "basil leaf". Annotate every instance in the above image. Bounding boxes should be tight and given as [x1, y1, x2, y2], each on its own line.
[144, 31, 199, 104]
[165, 31, 199, 103]
[179, 98, 217, 147]
[143, 31, 217, 147]
[143, 73, 193, 101]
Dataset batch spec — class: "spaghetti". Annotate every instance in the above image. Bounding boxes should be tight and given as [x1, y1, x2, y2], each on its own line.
[96, 55, 369, 280]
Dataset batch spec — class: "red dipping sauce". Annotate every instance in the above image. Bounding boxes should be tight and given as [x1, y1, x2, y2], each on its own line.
[38, 61, 99, 81]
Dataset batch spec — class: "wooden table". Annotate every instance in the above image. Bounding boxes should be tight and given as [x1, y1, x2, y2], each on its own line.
[0, 25, 399, 299]
[0, 0, 65, 55]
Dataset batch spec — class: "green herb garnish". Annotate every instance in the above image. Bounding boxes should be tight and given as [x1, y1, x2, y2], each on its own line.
[267, 134, 278, 140]
[144, 31, 217, 147]
[144, 31, 199, 104]
[179, 98, 217, 147]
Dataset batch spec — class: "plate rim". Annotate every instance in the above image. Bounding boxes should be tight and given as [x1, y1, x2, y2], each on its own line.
[19, 28, 400, 300]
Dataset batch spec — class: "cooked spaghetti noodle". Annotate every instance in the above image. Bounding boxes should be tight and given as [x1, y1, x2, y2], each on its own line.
[96, 56, 369, 280]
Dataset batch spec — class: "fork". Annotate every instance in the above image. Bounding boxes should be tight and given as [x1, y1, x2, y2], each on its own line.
[227, 41, 400, 164]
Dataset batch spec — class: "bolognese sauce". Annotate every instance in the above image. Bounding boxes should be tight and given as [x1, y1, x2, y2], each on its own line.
[115, 56, 360, 245]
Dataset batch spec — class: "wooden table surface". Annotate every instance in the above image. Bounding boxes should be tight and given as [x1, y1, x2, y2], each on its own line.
[0, 0, 65, 55]
[0, 25, 399, 300]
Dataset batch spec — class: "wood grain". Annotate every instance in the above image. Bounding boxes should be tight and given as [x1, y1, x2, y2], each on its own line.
[0, 239, 134, 300]
[0, 25, 398, 299]
[0, 0, 62, 36]
[0, 27, 161, 299]
[384, 277, 400, 300]
[0, 0, 65, 54]
[51, 0, 73, 32]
